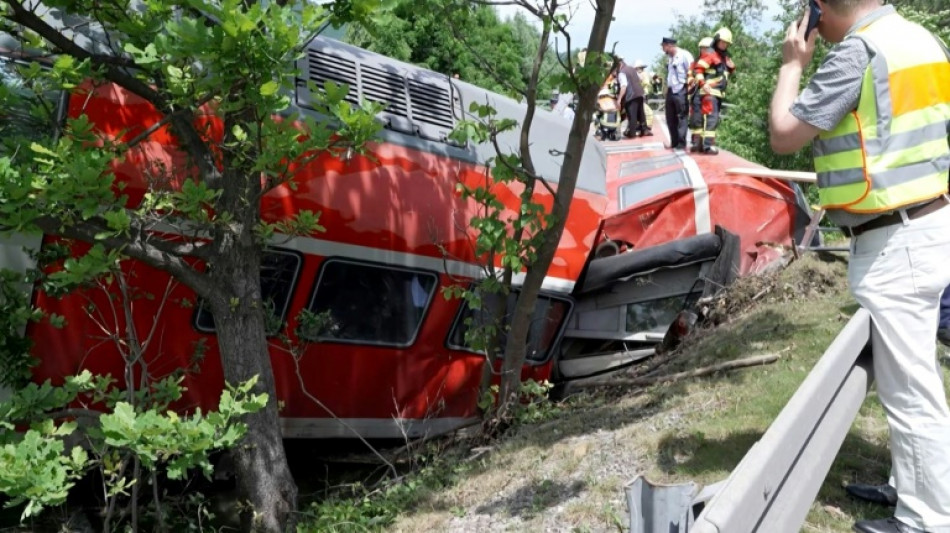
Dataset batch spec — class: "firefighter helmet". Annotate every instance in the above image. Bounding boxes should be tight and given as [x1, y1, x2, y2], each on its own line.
[698, 37, 713, 49]
[714, 27, 733, 45]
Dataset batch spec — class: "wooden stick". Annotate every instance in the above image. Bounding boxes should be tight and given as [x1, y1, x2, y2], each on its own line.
[575, 353, 782, 390]
[726, 167, 817, 184]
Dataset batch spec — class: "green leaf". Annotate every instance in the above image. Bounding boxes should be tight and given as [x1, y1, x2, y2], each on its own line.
[260, 81, 280, 96]
[29, 143, 57, 158]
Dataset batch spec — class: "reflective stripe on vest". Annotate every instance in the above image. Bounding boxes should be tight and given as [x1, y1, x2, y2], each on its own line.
[814, 13, 950, 213]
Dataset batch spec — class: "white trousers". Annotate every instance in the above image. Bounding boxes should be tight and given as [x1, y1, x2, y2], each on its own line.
[849, 202, 950, 532]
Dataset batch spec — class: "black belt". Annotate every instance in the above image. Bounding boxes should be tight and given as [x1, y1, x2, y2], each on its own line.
[844, 196, 949, 237]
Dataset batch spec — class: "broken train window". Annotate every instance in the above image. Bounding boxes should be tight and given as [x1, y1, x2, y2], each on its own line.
[447, 290, 571, 363]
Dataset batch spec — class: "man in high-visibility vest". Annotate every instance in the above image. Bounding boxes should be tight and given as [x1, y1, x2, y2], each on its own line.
[769, 1, 950, 532]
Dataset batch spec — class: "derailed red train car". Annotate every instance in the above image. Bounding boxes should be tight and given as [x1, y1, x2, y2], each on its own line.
[1, 37, 608, 438]
[556, 135, 813, 382]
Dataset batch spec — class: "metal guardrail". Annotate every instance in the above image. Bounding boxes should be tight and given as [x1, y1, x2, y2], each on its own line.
[627, 308, 874, 532]
[692, 308, 872, 533]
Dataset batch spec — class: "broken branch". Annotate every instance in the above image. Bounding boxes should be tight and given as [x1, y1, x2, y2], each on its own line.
[576, 353, 782, 390]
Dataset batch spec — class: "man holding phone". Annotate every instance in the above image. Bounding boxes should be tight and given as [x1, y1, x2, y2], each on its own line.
[769, 1, 950, 533]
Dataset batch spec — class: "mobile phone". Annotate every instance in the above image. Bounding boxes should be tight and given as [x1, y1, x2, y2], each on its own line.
[804, 0, 822, 39]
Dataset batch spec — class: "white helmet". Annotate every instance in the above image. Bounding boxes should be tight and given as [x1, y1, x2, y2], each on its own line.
[634, 59, 646, 69]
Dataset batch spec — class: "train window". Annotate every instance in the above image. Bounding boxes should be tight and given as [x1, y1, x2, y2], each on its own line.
[619, 168, 691, 210]
[625, 291, 701, 334]
[0, 58, 66, 155]
[300, 260, 437, 347]
[194, 249, 302, 335]
[618, 155, 679, 177]
[447, 291, 571, 363]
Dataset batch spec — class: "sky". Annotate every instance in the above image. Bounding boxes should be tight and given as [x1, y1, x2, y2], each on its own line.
[495, 1, 783, 70]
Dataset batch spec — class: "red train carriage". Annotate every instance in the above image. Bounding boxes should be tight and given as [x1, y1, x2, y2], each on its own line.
[1, 37, 608, 438]
[557, 133, 813, 382]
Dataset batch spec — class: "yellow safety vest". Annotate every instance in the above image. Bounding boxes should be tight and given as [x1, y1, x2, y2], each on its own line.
[814, 13, 950, 213]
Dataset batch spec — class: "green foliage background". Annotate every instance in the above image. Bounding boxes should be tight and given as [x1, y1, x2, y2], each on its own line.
[344, 0, 562, 99]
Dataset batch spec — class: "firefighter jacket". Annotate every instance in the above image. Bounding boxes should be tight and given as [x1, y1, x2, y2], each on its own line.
[693, 50, 734, 98]
[814, 12, 950, 213]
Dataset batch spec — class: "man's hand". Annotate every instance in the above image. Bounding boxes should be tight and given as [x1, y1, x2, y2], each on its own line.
[783, 8, 819, 69]
[769, 5, 822, 154]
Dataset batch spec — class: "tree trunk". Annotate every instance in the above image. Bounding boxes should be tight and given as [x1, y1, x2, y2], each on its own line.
[496, 0, 617, 416]
[209, 253, 297, 532]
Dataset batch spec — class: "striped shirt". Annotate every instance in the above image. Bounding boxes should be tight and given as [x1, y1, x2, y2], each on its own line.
[667, 48, 694, 93]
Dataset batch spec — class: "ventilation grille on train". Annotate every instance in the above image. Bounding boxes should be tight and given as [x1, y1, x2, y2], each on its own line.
[298, 47, 460, 144]
[305, 50, 359, 106]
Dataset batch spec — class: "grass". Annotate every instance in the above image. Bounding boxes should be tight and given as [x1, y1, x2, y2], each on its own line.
[306, 252, 950, 532]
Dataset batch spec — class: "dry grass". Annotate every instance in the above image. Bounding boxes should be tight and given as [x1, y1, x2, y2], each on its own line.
[390, 252, 950, 532]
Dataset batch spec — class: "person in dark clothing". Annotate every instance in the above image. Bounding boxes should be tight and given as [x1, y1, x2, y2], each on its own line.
[616, 59, 647, 137]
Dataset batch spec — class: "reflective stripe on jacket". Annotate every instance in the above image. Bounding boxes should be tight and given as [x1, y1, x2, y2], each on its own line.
[815, 13, 950, 212]
[695, 52, 726, 98]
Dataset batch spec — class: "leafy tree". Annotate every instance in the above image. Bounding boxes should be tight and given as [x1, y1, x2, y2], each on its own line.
[345, 0, 559, 98]
[0, 0, 385, 530]
[702, 0, 765, 33]
[0, 370, 265, 530]
[504, 10, 562, 99]
[897, 2, 950, 42]
[429, 0, 616, 426]
[889, 0, 950, 25]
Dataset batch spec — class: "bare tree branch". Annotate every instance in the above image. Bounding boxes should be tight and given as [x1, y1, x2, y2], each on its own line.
[33, 215, 214, 298]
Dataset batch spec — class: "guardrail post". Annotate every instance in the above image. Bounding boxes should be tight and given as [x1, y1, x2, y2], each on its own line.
[626, 476, 697, 533]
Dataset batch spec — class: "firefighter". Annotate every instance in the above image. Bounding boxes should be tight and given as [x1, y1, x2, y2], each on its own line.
[711, 26, 737, 103]
[688, 36, 715, 153]
[689, 28, 736, 154]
